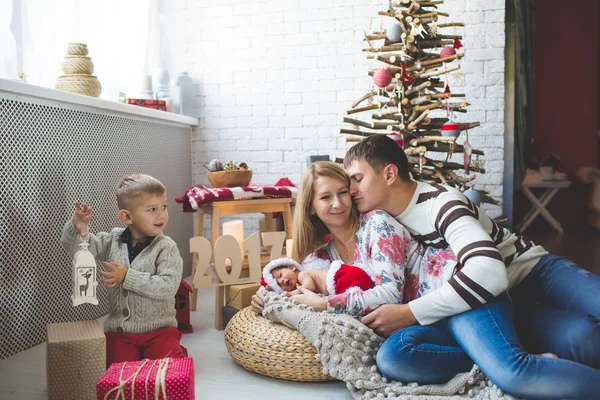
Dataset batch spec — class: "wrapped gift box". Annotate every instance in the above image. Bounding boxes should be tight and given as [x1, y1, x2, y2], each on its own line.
[47, 320, 106, 400]
[97, 357, 194, 400]
[126, 98, 167, 111]
[226, 282, 260, 310]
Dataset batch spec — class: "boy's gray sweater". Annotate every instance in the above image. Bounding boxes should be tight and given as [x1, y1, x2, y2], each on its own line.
[61, 221, 183, 334]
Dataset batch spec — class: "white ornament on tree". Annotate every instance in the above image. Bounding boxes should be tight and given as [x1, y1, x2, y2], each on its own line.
[71, 237, 99, 306]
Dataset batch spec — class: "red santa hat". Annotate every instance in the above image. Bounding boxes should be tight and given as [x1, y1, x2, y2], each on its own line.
[326, 260, 374, 295]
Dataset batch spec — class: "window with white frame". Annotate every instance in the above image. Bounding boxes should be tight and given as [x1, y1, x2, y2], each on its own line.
[1, 0, 169, 101]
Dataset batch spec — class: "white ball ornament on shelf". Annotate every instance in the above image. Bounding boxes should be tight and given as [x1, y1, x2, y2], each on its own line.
[208, 159, 223, 172]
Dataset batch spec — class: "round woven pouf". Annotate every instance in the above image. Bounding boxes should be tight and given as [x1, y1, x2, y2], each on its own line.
[224, 307, 335, 382]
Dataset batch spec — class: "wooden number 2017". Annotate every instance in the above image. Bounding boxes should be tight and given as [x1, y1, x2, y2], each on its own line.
[190, 231, 287, 289]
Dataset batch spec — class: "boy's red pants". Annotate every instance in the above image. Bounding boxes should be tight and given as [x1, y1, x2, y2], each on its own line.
[105, 327, 187, 366]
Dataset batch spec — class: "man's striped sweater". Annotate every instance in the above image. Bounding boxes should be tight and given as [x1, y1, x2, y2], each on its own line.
[397, 181, 547, 325]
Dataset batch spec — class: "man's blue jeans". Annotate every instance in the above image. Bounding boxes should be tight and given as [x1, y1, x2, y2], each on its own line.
[376, 255, 600, 400]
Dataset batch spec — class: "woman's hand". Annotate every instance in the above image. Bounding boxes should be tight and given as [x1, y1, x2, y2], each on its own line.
[251, 287, 267, 314]
[361, 304, 417, 338]
[289, 286, 328, 312]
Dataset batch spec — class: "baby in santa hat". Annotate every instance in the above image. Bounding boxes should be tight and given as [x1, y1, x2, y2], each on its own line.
[261, 257, 374, 296]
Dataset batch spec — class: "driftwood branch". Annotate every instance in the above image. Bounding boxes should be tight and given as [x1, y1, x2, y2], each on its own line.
[340, 129, 374, 137]
[371, 113, 404, 121]
[346, 104, 381, 115]
[413, 101, 470, 112]
[406, 110, 431, 130]
[405, 146, 428, 155]
[417, 64, 461, 79]
[418, 39, 454, 49]
[410, 136, 456, 146]
[437, 22, 465, 28]
[405, 81, 431, 95]
[351, 92, 376, 108]
[343, 117, 373, 129]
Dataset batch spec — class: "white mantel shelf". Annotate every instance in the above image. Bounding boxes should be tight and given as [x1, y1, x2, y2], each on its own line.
[0, 78, 198, 128]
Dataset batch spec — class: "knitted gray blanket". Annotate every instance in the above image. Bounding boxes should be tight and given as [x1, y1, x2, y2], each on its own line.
[262, 292, 517, 400]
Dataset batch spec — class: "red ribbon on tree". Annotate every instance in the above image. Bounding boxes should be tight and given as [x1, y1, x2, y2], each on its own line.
[400, 62, 416, 83]
[453, 36, 463, 49]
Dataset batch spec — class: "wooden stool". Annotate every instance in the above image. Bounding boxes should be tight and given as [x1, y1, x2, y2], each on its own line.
[518, 180, 571, 234]
[190, 198, 293, 330]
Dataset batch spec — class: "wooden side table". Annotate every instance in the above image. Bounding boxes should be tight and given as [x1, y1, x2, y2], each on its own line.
[518, 180, 571, 234]
[190, 198, 294, 330]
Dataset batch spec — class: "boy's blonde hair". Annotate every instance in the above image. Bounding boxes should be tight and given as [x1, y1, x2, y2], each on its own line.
[292, 161, 359, 263]
[116, 174, 166, 210]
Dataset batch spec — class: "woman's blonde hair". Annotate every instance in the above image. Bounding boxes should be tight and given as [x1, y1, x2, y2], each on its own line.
[292, 161, 359, 262]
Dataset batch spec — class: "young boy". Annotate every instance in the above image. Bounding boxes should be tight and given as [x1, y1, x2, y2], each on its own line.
[60, 174, 186, 366]
[261, 257, 374, 296]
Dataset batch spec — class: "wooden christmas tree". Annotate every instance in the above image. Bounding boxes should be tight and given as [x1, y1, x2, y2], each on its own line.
[342, 0, 499, 205]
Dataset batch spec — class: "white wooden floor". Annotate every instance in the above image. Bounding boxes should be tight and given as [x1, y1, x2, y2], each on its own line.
[0, 284, 350, 400]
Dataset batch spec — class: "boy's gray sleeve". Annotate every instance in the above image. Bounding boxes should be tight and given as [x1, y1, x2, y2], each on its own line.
[122, 242, 183, 300]
[60, 220, 112, 261]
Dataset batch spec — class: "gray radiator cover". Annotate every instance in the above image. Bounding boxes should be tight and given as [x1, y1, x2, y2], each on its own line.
[0, 96, 193, 359]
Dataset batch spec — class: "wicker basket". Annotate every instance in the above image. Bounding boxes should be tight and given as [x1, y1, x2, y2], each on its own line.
[224, 307, 335, 382]
[208, 170, 252, 188]
[61, 56, 94, 75]
[66, 42, 89, 56]
[55, 75, 102, 98]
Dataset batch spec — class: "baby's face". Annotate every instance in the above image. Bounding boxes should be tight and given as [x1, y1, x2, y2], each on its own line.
[272, 266, 298, 292]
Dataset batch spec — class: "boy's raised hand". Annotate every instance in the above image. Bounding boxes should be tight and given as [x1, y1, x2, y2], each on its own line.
[99, 261, 128, 288]
[73, 202, 93, 237]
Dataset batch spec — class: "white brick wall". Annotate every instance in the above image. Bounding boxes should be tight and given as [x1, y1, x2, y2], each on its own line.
[165, 0, 506, 233]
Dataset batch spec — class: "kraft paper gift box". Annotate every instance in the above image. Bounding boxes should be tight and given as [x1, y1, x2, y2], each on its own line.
[47, 320, 106, 400]
[96, 357, 195, 400]
[226, 282, 260, 310]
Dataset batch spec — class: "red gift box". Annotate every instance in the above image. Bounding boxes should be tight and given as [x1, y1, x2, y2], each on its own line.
[126, 98, 167, 111]
[96, 358, 194, 400]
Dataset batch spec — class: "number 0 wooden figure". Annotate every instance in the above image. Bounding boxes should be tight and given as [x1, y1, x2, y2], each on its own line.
[71, 237, 99, 306]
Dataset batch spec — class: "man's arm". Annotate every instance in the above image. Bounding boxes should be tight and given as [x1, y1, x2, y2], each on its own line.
[408, 192, 508, 325]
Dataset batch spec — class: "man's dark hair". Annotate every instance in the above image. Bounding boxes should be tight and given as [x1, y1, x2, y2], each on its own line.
[344, 134, 411, 181]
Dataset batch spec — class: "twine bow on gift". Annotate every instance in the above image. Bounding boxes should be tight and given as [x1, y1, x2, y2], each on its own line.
[103, 358, 170, 400]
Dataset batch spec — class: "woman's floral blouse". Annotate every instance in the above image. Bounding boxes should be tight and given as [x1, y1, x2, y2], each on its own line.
[304, 210, 458, 317]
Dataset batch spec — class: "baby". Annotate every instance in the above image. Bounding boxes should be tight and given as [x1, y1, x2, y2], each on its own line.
[261, 257, 374, 296]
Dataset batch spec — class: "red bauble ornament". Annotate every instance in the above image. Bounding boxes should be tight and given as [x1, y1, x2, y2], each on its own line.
[373, 69, 393, 88]
[387, 132, 404, 147]
[441, 121, 461, 137]
[440, 46, 456, 58]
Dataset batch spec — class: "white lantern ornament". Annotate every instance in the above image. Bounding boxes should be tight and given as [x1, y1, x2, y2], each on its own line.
[71, 237, 99, 306]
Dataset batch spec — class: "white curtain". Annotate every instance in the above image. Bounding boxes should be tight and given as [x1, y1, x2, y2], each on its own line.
[1, 0, 160, 101]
